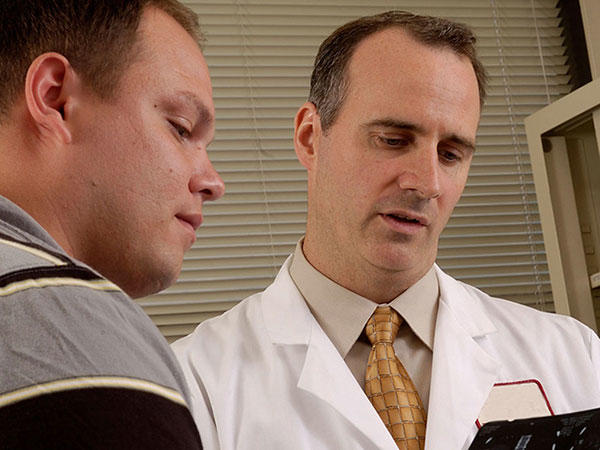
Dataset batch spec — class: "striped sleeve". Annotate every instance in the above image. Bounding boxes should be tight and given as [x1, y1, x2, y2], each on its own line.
[0, 379, 202, 449]
[0, 234, 203, 448]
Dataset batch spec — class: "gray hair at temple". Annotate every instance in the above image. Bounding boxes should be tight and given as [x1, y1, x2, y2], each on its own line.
[308, 10, 487, 132]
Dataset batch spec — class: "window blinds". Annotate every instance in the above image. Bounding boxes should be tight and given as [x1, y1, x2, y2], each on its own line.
[138, 0, 569, 342]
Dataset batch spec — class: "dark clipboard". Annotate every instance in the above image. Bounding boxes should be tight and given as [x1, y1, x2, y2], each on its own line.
[469, 407, 600, 449]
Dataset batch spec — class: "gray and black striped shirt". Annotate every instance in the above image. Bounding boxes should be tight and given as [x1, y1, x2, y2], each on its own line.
[0, 195, 202, 449]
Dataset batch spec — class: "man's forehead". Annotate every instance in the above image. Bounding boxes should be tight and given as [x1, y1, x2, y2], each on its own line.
[347, 27, 415, 69]
[130, 7, 213, 109]
[341, 27, 480, 133]
[347, 27, 472, 81]
[135, 6, 206, 71]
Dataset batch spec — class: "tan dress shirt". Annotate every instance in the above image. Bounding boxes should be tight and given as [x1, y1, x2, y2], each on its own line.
[289, 240, 439, 410]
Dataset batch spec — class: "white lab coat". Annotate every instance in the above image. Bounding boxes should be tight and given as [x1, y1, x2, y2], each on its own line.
[173, 258, 600, 449]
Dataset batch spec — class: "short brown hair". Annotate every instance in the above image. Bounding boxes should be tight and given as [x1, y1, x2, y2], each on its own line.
[309, 10, 487, 131]
[0, 0, 202, 118]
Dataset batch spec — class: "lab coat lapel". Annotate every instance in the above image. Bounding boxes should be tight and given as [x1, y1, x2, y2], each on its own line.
[297, 319, 397, 449]
[426, 267, 500, 449]
[262, 258, 396, 449]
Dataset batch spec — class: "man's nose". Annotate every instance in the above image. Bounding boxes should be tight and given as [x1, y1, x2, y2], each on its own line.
[189, 153, 225, 201]
[396, 145, 441, 200]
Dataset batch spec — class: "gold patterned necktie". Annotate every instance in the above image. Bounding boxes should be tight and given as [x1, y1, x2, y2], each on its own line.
[365, 306, 426, 450]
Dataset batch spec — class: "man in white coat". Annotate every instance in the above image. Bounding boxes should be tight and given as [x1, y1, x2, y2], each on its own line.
[173, 10, 600, 450]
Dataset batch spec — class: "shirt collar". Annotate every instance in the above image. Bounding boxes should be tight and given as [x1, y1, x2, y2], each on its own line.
[289, 239, 439, 358]
[0, 195, 67, 254]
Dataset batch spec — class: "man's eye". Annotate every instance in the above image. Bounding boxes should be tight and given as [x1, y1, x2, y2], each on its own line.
[376, 136, 409, 147]
[169, 120, 191, 139]
[384, 138, 403, 146]
[439, 149, 461, 162]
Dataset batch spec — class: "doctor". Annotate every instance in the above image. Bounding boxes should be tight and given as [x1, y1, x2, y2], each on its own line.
[173, 10, 600, 450]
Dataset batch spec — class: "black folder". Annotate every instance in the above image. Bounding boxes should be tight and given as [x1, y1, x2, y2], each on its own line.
[469, 407, 600, 449]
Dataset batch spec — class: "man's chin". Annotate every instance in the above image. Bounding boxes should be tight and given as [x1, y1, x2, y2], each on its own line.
[123, 274, 176, 299]
[112, 260, 182, 299]
[366, 243, 434, 274]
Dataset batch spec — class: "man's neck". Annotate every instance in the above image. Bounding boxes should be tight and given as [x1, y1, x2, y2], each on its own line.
[301, 238, 430, 304]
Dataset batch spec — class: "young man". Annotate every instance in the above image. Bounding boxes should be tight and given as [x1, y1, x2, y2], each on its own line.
[173, 11, 600, 450]
[0, 1, 224, 447]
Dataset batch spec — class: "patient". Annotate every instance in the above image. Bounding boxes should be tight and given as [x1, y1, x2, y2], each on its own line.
[0, 0, 223, 447]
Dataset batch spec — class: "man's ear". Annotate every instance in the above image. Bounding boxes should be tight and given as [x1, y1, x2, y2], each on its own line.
[24, 52, 78, 144]
[293, 101, 321, 171]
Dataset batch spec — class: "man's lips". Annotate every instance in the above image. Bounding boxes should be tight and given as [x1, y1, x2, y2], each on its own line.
[379, 210, 430, 226]
[380, 212, 428, 235]
[176, 213, 203, 231]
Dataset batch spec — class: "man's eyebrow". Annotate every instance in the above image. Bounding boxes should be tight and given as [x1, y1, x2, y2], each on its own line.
[446, 134, 476, 153]
[363, 119, 422, 133]
[364, 118, 476, 152]
[174, 91, 214, 126]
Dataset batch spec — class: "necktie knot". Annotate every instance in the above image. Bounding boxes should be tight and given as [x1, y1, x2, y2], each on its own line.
[365, 306, 402, 346]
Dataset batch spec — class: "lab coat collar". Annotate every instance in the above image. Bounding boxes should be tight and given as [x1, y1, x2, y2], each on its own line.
[262, 259, 503, 449]
[434, 265, 497, 338]
[262, 261, 498, 343]
[426, 265, 500, 449]
[261, 256, 313, 346]
[262, 256, 397, 448]
[297, 318, 397, 448]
